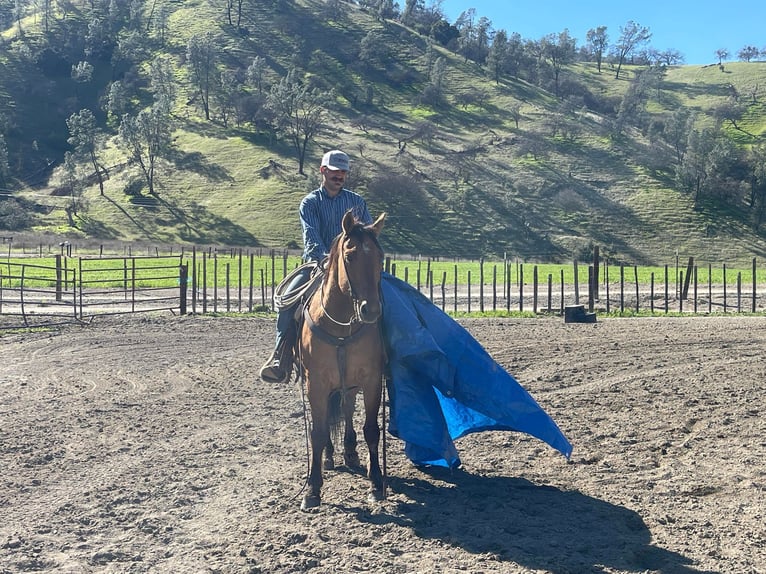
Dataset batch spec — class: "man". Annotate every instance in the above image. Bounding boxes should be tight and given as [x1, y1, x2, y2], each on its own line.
[259, 149, 372, 383]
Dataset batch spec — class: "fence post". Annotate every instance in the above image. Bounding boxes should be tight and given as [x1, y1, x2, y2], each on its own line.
[752, 258, 757, 313]
[192, 247, 197, 315]
[547, 273, 553, 313]
[573, 259, 580, 304]
[179, 264, 188, 314]
[682, 257, 694, 300]
[467, 270, 471, 313]
[620, 265, 625, 314]
[593, 246, 600, 302]
[679, 271, 684, 313]
[55, 254, 63, 302]
[479, 257, 484, 313]
[737, 272, 742, 313]
[559, 269, 564, 315]
[453, 265, 458, 314]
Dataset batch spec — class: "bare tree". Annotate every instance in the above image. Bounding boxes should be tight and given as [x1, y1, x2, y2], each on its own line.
[715, 48, 729, 66]
[613, 21, 651, 79]
[267, 70, 330, 175]
[737, 46, 759, 62]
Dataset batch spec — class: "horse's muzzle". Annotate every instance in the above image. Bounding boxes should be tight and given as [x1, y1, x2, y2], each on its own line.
[357, 300, 382, 324]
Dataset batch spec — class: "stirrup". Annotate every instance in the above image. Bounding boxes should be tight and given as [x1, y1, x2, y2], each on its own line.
[260, 355, 292, 383]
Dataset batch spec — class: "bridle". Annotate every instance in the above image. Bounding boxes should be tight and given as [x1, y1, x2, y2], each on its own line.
[316, 227, 383, 329]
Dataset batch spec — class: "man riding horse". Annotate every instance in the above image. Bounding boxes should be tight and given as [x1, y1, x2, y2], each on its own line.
[260, 149, 372, 384]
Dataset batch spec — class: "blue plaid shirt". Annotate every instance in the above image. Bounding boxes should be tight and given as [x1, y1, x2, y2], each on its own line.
[299, 186, 372, 262]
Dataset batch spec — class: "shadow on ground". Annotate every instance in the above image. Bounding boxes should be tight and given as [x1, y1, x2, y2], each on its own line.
[342, 468, 716, 574]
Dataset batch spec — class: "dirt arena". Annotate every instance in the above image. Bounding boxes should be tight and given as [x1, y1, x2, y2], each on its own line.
[1, 313, 764, 573]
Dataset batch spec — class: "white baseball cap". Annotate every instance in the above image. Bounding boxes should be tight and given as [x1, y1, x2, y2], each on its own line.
[321, 150, 350, 171]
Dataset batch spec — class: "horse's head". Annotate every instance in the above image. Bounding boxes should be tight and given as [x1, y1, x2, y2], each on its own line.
[329, 210, 386, 325]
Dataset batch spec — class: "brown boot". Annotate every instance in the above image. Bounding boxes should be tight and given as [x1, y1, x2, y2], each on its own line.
[259, 339, 294, 383]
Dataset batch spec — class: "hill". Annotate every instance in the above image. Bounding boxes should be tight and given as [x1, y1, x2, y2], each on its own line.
[1, 0, 766, 265]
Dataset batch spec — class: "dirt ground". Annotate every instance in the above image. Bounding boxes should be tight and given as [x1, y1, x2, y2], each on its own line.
[1, 313, 764, 574]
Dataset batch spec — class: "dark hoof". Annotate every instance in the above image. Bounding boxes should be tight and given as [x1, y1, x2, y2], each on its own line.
[323, 457, 335, 471]
[301, 494, 321, 511]
[344, 452, 361, 468]
[368, 488, 385, 503]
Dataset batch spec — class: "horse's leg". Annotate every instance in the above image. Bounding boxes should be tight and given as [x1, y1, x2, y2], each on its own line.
[302, 395, 328, 511]
[362, 380, 385, 502]
[324, 427, 335, 470]
[343, 390, 361, 469]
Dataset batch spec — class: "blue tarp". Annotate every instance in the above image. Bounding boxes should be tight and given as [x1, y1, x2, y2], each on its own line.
[381, 273, 573, 468]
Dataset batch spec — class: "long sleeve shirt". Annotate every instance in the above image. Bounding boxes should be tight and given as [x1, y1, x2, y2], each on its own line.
[299, 186, 372, 262]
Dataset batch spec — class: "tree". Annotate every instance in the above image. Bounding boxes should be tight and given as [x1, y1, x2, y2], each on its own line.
[400, 0, 423, 27]
[186, 33, 218, 121]
[213, 69, 240, 127]
[746, 144, 766, 227]
[675, 127, 738, 204]
[715, 48, 729, 66]
[267, 69, 330, 175]
[421, 56, 447, 106]
[652, 48, 684, 66]
[246, 56, 267, 95]
[485, 29, 508, 84]
[105, 81, 129, 121]
[359, 30, 390, 70]
[540, 30, 576, 98]
[71, 61, 94, 100]
[455, 9, 491, 65]
[737, 46, 760, 62]
[585, 26, 608, 72]
[223, 0, 246, 28]
[118, 99, 174, 195]
[154, 2, 170, 45]
[713, 97, 746, 131]
[613, 21, 651, 79]
[63, 151, 86, 226]
[66, 109, 106, 195]
[149, 57, 176, 107]
[508, 102, 522, 128]
[664, 108, 694, 163]
[0, 133, 8, 189]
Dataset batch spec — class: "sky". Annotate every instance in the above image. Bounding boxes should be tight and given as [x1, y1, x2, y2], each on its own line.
[438, 0, 766, 65]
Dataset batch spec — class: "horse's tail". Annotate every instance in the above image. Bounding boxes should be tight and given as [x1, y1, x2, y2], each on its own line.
[328, 390, 344, 444]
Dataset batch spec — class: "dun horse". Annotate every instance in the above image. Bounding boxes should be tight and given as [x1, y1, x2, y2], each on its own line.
[298, 210, 387, 511]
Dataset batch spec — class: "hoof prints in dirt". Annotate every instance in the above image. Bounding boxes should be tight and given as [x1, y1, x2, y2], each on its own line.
[0, 314, 763, 573]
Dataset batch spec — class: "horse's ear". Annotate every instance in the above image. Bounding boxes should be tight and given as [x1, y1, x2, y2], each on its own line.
[371, 212, 386, 236]
[342, 209, 355, 234]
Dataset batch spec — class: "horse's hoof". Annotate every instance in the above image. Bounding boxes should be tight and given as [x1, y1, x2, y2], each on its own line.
[323, 458, 335, 471]
[368, 489, 385, 503]
[301, 494, 321, 511]
[344, 453, 361, 469]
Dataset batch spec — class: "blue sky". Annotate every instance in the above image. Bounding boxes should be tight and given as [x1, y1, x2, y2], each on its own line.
[438, 0, 765, 65]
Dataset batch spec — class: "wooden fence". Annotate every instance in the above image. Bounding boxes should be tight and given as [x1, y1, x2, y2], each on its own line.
[2, 251, 765, 330]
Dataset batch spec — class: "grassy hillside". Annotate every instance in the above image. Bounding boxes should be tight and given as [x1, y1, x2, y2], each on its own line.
[2, 0, 766, 266]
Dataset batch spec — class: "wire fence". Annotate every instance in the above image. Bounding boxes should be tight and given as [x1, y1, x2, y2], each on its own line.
[2, 247, 766, 331]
